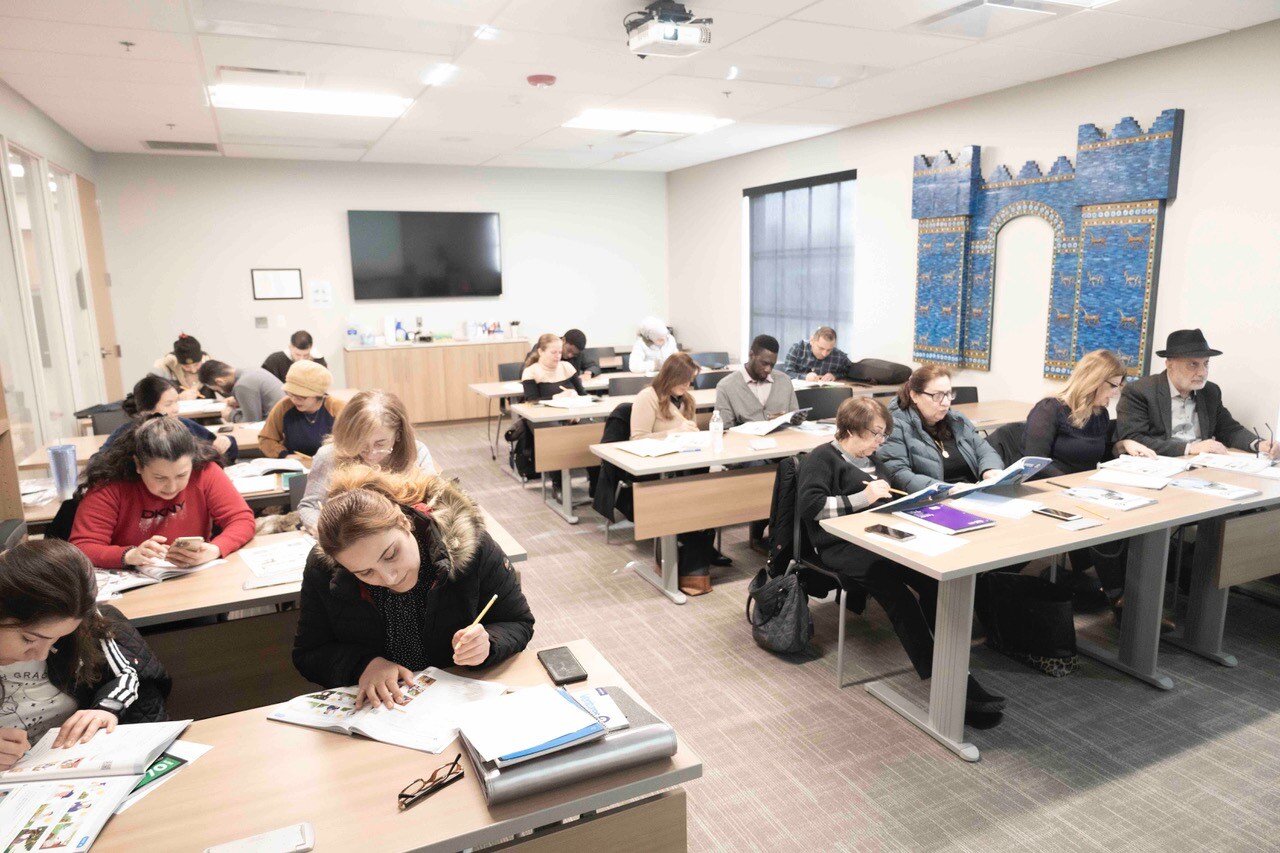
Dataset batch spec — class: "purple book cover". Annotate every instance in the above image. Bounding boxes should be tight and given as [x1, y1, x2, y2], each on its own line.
[899, 503, 994, 533]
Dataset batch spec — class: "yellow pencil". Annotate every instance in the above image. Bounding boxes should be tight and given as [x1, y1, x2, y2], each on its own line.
[1070, 501, 1110, 521]
[455, 594, 499, 648]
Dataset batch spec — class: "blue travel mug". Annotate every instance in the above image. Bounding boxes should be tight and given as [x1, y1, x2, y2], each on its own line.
[48, 445, 78, 500]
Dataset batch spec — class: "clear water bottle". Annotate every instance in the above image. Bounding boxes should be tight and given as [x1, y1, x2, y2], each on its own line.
[709, 410, 724, 455]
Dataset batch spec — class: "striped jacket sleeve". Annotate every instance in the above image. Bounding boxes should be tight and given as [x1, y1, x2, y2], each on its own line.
[814, 490, 872, 522]
[92, 637, 141, 716]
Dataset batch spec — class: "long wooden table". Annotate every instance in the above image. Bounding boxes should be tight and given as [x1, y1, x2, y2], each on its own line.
[820, 460, 1280, 762]
[18, 424, 266, 472]
[951, 399, 1031, 431]
[94, 639, 702, 853]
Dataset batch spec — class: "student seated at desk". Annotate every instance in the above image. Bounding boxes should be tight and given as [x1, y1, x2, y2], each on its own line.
[628, 317, 678, 373]
[150, 333, 211, 400]
[714, 334, 799, 427]
[521, 333, 586, 402]
[299, 390, 436, 534]
[1026, 350, 1156, 614]
[0, 540, 168, 762]
[71, 416, 255, 570]
[630, 352, 701, 440]
[1117, 329, 1279, 459]
[527, 329, 598, 381]
[261, 330, 329, 384]
[197, 360, 285, 423]
[798, 397, 1006, 720]
[781, 326, 853, 381]
[293, 467, 534, 706]
[104, 374, 237, 462]
[258, 361, 345, 462]
[875, 365, 1004, 492]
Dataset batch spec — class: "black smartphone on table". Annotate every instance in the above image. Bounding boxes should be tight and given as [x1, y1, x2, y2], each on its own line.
[867, 524, 914, 541]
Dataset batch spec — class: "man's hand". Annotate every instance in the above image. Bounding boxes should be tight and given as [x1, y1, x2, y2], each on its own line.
[1189, 439, 1229, 455]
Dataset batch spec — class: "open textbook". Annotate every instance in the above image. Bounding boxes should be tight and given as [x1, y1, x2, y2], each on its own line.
[615, 431, 711, 458]
[269, 667, 506, 754]
[0, 721, 190, 783]
[1063, 486, 1156, 512]
[1098, 454, 1191, 479]
[240, 535, 316, 590]
[873, 456, 1052, 513]
[1188, 452, 1277, 477]
[0, 776, 136, 853]
[728, 408, 811, 437]
[224, 457, 307, 478]
[1167, 477, 1260, 501]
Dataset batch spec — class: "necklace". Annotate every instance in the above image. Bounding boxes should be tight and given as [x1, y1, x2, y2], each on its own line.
[932, 437, 950, 458]
[301, 408, 322, 425]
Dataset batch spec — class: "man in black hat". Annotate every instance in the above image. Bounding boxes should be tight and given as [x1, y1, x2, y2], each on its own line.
[1117, 329, 1278, 458]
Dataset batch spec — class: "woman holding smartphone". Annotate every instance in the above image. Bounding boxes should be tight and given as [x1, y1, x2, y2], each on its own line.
[797, 396, 1006, 721]
[71, 416, 255, 569]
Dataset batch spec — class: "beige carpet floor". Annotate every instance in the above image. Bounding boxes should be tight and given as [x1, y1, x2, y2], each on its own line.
[425, 419, 1280, 853]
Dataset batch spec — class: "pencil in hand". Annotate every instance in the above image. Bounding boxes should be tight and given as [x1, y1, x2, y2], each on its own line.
[454, 594, 498, 649]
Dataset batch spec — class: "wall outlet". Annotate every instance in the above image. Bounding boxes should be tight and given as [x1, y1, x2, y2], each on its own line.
[255, 316, 269, 329]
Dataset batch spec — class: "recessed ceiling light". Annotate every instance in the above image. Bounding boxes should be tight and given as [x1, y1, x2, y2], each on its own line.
[208, 84, 411, 117]
[473, 25, 499, 40]
[564, 109, 732, 134]
[726, 65, 739, 81]
[420, 63, 458, 87]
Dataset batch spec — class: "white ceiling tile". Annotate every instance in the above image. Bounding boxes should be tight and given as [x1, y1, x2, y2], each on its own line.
[518, 126, 680, 154]
[199, 34, 447, 91]
[597, 147, 706, 170]
[0, 50, 204, 85]
[793, 65, 1005, 116]
[601, 75, 824, 119]
[0, 18, 199, 63]
[362, 133, 512, 166]
[792, 0, 969, 31]
[484, 148, 619, 169]
[727, 19, 967, 67]
[696, 0, 815, 16]
[1102, 0, 1280, 31]
[672, 52, 874, 88]
[903, 42, 1107, 83]
[215, 109, 398, 142]
[742, 106, 876, 128]
[394, 85, 608, 135]
[990, 9, 1226, 58]
[448, 58, 660, 96]
[26, 95, 217, 151]
[222, 142, 365, 160]
[247, 0, 510, 26]
[0, 0, 191, 32]
[0, 72, 208, 109]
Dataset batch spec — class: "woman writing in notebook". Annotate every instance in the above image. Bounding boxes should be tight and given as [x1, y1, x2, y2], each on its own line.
[293, 467, 534, 710]
[298, 390, 436, 535]
[0, 540, 169, 765]
[102, 374, 236, 461]
[630, 352, 701, 440]
[520, 333, 586, 402]
[798, 396, 1006, 721]
[70, 416, 255, 570]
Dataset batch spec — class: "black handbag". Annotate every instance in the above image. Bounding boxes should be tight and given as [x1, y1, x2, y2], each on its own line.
[977, 572, 1079, 677]
[746, 567, 814, 656]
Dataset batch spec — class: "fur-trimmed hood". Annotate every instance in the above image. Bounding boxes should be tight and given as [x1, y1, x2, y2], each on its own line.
[409, 476, 486, 581]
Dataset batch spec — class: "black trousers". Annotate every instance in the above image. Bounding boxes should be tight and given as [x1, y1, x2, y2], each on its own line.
[820, 542, 938, 680]
[1068, 542, 1128, 596]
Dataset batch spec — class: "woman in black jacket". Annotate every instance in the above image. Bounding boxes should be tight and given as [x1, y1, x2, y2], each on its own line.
[0, 540, 168, 767]
[293, 466, 534, 709]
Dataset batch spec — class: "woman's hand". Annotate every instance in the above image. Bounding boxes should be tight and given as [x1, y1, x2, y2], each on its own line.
[166, 541, 220, 567]
[125, 536, 168, 566]
[212, 434, 233, 456]
[53, 711, 117, 748]
[452, 625, 491, 667]
[982, 469, 1003, 481]
[553, 386, 578, 399]
[0, 729, 29, 771]
[863, 479, 893, 503]
[1119, 439, 1157, 458]
[356, 657, 414, 710]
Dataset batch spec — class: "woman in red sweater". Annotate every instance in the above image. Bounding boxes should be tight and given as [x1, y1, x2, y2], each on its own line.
[71, 416, 255, 568]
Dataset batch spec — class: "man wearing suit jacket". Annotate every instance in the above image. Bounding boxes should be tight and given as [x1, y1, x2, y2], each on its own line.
[1117, 329, 1279, 459]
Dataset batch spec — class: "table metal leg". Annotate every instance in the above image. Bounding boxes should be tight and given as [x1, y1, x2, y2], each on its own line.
[1165, 517, 1237, 667]
[544, 469, 580, 524]
[1077, 529, 1175, 690]
[631, 534, 686, 604]
[865, 573, 979, 762]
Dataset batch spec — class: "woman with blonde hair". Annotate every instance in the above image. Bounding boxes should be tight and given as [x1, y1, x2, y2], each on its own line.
[521, 333, 585, 402]
[1025, 350, 1156, 614]
[630, 352, 700, 440]
[298, 390, 436, 533]
[292, 466, 533, 708]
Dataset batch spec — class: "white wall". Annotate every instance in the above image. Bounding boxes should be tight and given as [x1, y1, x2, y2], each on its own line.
[668, 22, 1280, 429]
[0, 79, 96, 178]
[95, 156, 667, 386]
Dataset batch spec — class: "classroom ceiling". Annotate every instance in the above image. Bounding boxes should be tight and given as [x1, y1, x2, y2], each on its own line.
[1, 0, 1276, 172]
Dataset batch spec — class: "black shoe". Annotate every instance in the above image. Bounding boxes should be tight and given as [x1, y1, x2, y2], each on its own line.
[966, 674, 1006, 714]
[710, 551, 733, 567]
[964, 708, 1005, 729]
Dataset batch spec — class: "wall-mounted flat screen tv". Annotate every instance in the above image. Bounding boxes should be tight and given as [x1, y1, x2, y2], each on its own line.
[348, 210, 502, 300]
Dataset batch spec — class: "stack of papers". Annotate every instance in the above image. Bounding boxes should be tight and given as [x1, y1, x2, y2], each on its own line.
[134, 558, 225, 582]
[459, 685, 606, 768]
[1168, 477, 1260, 501]
[1098, 454, 1190, 478]
[240, 535, 316, 589]
[542, 395, 594, 409]
[1188, 453, 1273, 475]
[1064, 486, 1156, 511]
[951, 491, 1043, 519]
[176, 399, 220, 415]
[237, 420, 266, 431]
[232, 474, 278, 495]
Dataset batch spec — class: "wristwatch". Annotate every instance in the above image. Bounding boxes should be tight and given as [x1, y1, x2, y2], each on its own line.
[97, 697, 125, 717]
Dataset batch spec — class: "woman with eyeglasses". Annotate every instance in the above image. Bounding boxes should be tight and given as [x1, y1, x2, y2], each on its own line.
[298, 390, 437, 535]
[876, 365, 1005, 492]
[1025, 350, 1156, 616]
[799, 396, 1006, 720]
[258, 360, 346, 462]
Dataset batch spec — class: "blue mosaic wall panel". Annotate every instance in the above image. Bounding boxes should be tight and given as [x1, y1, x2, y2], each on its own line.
[911, 108, 1183, 378]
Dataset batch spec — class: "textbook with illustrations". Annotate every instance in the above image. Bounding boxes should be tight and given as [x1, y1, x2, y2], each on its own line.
[102, 555, 226, 582]
[269, 667, 506, 754]
[1098, 454, 1191, 479]
[616, 432, 711, 458]
[872, 457, 1051, 514]
[728, 408, 811, 436]
[1188, 453, 1275, 476]
[94, 569, 160, 601]
[1063, 486, 1156, 511]
[0, 720, 190, 783]
[224, 457, 307, 478]
[1167, 477, 1260, 501]
[240, 535, 316, 589]
[0, 776, 137, 853]
[232, 474, 279, 495]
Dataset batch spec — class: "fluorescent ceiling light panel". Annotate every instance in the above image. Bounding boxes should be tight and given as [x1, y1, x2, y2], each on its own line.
[208, 84, 412, 117]
[473, 25, 499, 40]
[564, 109, 732, 134]
[420, 63, 458, 87]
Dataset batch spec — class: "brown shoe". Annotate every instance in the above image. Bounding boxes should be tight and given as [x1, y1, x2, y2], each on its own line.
[679, 574, 712, 596]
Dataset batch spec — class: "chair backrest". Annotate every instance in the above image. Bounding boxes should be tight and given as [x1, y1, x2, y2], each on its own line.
[582, 347, 616, 370]
[690, 351, 730, 369]
[693, 370, 726, 390]
[986, 421, 1027, 468]
[601, 403, 634, 444]
[497, 361, 524, 383]
[795, 386, 854, 421]
[288, 473, 309, 512]
[952, 385, 979, 404]
[90, 409, 132, 436]
[608, 375, 651, 397]
[0, 520, 26, 554]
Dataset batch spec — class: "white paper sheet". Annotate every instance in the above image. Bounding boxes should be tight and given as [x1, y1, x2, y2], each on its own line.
[459, 685, 600, 763]
[233, 475, 278, 495]
[1098, 454, 1190, 478]
[239, 536, 316, 578]
[1089, 469, 1169, 490]
[114, 740, 213, 814]
[749, 438, 778, 450]
[542, 395, 595, 409]
[867, 526, 968, 556]
[1060, 518, 1104, 531]
[951, 492, 1043, 519]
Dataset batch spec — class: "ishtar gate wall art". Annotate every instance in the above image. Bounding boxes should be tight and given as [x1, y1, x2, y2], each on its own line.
[911, 108, 1184, 379]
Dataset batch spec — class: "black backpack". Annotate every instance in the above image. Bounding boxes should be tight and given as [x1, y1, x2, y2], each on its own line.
[847, 358, 911, 385]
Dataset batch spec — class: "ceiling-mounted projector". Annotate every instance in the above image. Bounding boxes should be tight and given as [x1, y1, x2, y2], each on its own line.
[625, 1, 711, 58]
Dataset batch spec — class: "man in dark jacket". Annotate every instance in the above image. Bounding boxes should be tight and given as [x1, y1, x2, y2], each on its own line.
[526, 329, 599, 379]
[1117, 329, 1277, 458]
[262, 330, 329, 384]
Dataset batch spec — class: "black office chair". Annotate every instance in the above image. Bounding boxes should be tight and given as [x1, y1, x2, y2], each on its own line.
[0, 520, 26, 554]
[796, 386, 854, 421]
[987, 422, 1026, 468]
[90, 409, 132, 435]
[952, 386, 979, 404]
[582, 347, 617, 373]
[492, 362, 526, 460]
[608, 376, 652, 397]
[592, 403, 638, 544]
[690, 351, 730, 369]
[693, 371, 727, 391]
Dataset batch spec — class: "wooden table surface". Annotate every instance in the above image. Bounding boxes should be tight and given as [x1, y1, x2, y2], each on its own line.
[592, 425, 834, 476]
[951, 399, 1032, 431]
[18, 424, 265, 471]
[94, 639, 702, 853]
[510, 387, 720, 425]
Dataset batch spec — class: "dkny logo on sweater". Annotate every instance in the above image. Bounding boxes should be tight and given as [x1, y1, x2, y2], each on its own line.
[141, 503, 185, 520]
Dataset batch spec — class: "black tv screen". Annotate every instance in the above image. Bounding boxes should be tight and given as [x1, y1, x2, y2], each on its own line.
[348, 210, 502, 300]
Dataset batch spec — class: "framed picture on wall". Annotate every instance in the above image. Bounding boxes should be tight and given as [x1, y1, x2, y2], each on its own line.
[251, 268, 304, 300]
